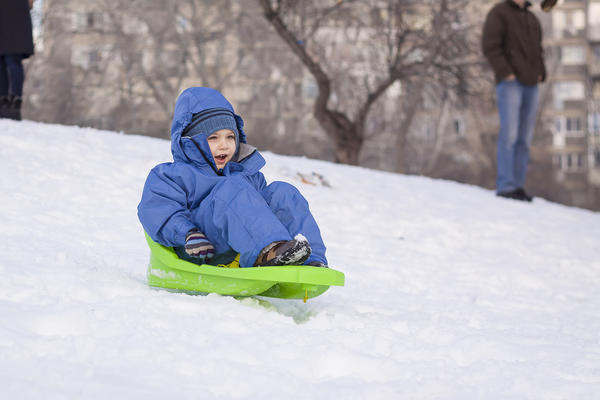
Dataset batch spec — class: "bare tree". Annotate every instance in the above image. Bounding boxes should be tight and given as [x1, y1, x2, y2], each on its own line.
[97, 0, 248, 136]
[258, 0, 477, 167]
[28, 0, 247, 137]
[24, 0, 76, 124]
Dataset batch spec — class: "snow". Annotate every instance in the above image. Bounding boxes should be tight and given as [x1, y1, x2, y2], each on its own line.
[1, 119, 600, 399]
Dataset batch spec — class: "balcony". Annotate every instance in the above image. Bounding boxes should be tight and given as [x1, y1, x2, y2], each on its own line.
[555, 28, 586, 40]
[563, 99, 586, 109]
[558, 64, 587, 76]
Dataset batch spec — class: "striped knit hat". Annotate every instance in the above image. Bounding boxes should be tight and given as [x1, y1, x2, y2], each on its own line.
[182, 108, 239, 142]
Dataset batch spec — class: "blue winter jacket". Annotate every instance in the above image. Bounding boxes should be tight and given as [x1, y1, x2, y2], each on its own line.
[137, 87, 327, 267]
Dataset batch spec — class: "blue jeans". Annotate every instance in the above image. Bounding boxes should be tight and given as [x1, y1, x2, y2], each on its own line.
[0, 55, 25, 97]
[495, 80, 539, 193]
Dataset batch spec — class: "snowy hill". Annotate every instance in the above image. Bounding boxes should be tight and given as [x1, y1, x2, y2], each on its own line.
[1, 119, 600, 399]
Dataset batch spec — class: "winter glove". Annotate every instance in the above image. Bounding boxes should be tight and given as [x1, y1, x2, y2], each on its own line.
[541, 0, 557, 12]
[184, 229, 215, 263]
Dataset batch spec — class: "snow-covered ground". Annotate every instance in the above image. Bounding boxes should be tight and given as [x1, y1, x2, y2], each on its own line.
[1, 119, 599, 399]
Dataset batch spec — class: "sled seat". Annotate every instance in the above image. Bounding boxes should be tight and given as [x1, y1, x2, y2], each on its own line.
[144, 232, 344, 301]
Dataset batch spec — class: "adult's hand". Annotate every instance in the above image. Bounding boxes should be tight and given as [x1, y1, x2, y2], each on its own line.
[541, 0, 558, 12]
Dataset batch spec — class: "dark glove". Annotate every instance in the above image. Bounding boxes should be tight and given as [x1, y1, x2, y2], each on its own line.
[184, 230, 215, 263]
[541, 0, 557, 12]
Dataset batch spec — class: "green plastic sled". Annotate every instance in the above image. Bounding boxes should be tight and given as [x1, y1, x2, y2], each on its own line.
[144, 232, 344, 301]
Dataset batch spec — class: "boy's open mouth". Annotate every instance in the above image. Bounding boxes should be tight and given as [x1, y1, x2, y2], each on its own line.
[215, 154, 228, 163]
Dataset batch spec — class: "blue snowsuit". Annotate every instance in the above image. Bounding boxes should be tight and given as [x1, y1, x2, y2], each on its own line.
[137, 87, 327, 267]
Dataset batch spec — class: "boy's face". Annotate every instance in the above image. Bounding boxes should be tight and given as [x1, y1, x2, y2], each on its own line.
[207, 129, 236, 169]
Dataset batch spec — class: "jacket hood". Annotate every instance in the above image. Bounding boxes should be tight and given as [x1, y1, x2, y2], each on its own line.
[170, 87, 249, 171]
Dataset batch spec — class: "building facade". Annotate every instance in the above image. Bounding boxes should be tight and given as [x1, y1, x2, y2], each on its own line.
[546, 0, 600, 208]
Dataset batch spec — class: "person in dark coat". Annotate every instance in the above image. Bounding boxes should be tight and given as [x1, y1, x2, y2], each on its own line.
[0, 0, 34, 121]
[482, 0, 547, 202]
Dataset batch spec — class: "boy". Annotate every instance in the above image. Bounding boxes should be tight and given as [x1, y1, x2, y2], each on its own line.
[138, 87, 328, 268]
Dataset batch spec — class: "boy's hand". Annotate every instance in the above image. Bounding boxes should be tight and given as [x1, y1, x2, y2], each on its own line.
[185, 230, 215, 263]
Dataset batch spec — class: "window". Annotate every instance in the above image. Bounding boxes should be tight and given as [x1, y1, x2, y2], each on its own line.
[590, 113, 600, 135]
[594, 82, 600, 99]
[71, 11, 109, 32]
[71, 45, 107, 69]
[593, 45, 600, 61]
[303, 77, 318, 99]
[553, 9, 586, 39]
[553, 154, 562, 169]
[590, 3, 600, 26]
[556, 153, 585, 171]
[561, 45, 585, 65]
[453, 118, 464, 136]
[553, 81, 585, 109]
[566, 117, 583, 134]
[87, 13, 94, 28]
[554, 116, 585, 136]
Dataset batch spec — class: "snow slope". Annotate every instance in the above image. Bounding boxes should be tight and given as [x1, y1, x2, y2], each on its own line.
[1, 119, 599, 399]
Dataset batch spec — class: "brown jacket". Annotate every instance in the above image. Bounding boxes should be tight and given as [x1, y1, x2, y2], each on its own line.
[482, 0, 546, 86]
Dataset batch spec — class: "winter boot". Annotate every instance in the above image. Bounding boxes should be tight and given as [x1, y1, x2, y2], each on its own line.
[254, 237, 311, 267]
[497, 188, 532, 202]
[6, 96, 22, 121]
[307, 261, 329, 268]
[0, 95, 10, 119]
[515, 188, 533, 202]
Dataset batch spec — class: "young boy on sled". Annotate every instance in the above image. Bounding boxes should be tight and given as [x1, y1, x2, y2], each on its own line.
[137, 87, 328, 268]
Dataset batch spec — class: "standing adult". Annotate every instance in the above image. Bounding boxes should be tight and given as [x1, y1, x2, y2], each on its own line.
[482, 0, 547, 202]
[0, 0, 34, 121]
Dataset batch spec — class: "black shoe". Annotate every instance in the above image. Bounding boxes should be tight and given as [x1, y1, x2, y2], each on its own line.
[497, 188, 532, 202]
[515, 188, 533, 202]
[0, 95, 10, 119]
[7, 96, 22, 121]
[307, 261, 329, 268]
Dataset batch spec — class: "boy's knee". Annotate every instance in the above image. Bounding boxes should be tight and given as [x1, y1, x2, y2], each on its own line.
[268, 181, 300, 196]
[267, 181, 307, 206]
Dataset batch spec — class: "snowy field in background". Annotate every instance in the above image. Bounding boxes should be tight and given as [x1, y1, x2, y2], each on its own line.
[1, 119, 600, 399]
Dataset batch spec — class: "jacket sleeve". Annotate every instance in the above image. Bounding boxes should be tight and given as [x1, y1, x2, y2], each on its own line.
[137, 166, 197, 247]
[537, 19, 547, 82]
[482, 8, 512, 82]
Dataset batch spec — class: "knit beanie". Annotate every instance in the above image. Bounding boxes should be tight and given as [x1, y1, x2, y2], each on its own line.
[182, 108, 239, 143]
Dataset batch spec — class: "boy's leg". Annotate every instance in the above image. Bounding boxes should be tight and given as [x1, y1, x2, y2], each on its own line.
[514, 83, 539, 189]
[495, 80, 522, 194]
[194, 176, 292, 267]
[262, 181, 327, 265]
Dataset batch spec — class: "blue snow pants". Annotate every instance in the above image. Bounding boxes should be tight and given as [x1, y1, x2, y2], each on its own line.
[177, 176, 327, 268]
